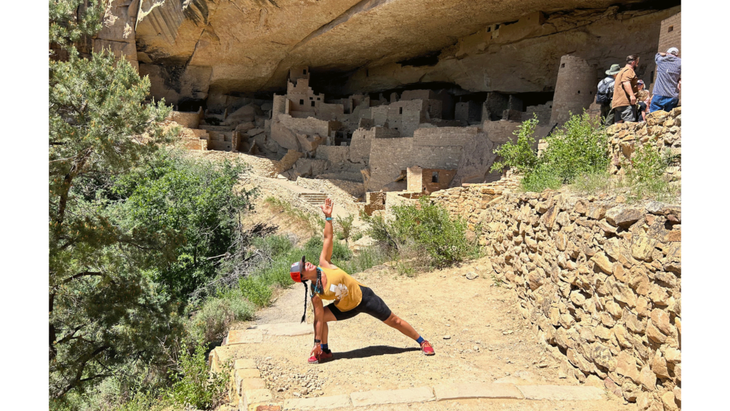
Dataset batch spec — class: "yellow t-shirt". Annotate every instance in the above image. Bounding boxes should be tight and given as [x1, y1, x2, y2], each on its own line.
[314, 266, 364, 312]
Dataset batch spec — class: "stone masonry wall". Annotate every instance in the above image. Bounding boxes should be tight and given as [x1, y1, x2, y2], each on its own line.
[430, 182, 681, 411]
[606, 108, 681, 183]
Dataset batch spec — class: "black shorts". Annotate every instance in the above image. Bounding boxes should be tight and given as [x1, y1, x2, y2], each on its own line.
[327, 286, 392, 322]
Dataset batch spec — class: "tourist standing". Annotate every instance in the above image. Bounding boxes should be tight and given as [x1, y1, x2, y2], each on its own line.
[650, 47, 681, 113]
[596, 64, 620, 125]
[611, 55, 641, 123]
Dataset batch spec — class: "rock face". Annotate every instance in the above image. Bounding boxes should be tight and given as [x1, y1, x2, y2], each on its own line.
[131, 0, 681, 106]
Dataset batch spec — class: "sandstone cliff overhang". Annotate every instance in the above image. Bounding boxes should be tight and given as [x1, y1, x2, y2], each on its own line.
[133, 0, 681, 104]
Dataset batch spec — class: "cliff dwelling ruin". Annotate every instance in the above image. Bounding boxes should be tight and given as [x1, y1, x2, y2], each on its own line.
[89, 0, 681, 207]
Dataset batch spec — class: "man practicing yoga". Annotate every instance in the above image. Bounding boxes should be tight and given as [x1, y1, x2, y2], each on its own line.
[290, 198, 435, 363]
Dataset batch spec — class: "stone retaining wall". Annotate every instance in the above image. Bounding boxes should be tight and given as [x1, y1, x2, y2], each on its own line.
[606, 107, 681, 182]
[430, 184, 681, 411]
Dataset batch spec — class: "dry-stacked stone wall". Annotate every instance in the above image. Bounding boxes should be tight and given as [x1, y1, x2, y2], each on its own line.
[431, 185, 681, 411]
[606, 107, 682, 182]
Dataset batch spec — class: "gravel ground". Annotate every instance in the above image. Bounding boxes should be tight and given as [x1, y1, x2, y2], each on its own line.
[222, 261, 638, 411]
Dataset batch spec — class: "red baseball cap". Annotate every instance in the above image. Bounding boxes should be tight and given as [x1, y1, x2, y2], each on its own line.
[290, 255, 306, 283]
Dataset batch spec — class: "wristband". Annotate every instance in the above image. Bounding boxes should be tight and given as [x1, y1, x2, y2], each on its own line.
[314, 339, 321, 343]
[325, 217, 333, 221]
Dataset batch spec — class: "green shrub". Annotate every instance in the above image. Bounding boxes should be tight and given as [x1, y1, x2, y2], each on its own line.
[302, 235, 353, 262]
[366, 198, 480, 269]
[253, 234, 295, 258]
[491, 116, 539, 175]
[623, 140, 677, 202]
[521, 163, 563, 192]
[168, 342, 229, 410]
[239, 276, 273, 308]
[352, 231, 364, 242]
[337, 245, 388, 275]
[335, 214, 355, 243]
[492, 112, 610, 193]
[536, 112, 609, 185]
[187, 290, 255, 343]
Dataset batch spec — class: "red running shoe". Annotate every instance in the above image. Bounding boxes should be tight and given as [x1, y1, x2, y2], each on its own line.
[420, 340, 435, 356]
[319, 350, 334, 363]
[308, 350, 334, 364]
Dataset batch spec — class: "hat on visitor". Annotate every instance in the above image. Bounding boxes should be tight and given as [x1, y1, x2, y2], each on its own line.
[290, 255, 306, 283]
[637, 80, 645, 86]
[605, 64, 621, 75]
[667, 47, 679, 56]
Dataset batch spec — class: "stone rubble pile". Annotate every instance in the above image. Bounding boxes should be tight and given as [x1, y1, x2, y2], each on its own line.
[431, 183, 681, 411]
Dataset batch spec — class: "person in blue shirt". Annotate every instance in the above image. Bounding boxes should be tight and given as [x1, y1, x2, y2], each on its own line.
[650, 47, 681, 113]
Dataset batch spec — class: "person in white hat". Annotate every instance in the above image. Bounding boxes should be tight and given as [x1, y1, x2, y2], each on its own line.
[650, 47, 681, 113]
[596, 63, 621, 125]
[290, 198, 435, 364]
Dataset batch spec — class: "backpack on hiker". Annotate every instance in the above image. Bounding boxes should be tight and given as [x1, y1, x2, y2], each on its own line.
[596, 77, 615, 104]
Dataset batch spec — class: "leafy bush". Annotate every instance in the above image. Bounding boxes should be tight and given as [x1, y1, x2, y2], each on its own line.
[302, 235, 353, 262]
[168, 343, 229, 410]
[335, 214, 355, 243]
[253, 233, 295, 257]
[366, 198, 480, 269]
[187, 290, 255, 343]
[491, 112, 610, 192]
[623, 140, 677, 202]
[337, 245, 388, 275]
[239, 275, 274, 308]
[491, 116, 539, 175]
[115, 153, 255, 301]
[534, 112, 609, 187]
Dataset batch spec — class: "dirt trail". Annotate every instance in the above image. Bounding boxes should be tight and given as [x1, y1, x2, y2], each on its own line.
[196, 151, 637, 410]
[222, 260, 638, 411]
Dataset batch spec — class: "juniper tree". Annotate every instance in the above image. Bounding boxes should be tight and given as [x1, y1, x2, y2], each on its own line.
[49, 2, 257, 405]
[49, 0, 178, 399]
